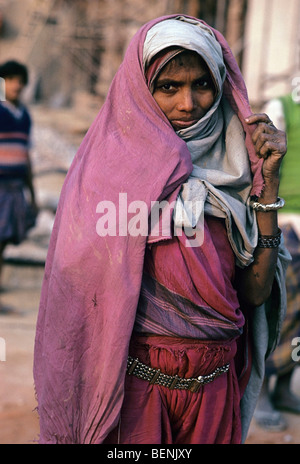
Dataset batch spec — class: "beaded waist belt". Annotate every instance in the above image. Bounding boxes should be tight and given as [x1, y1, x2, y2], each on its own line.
[127, 356, 230, 393]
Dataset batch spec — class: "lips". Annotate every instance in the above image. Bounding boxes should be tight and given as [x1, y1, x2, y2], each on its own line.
[171, 119, 198, 130]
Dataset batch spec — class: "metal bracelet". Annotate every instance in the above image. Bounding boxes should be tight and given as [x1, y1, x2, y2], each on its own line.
[250, 197, 285, 212]
[257, 228, 282, 248]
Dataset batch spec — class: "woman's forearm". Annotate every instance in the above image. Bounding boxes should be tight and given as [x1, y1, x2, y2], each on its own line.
[237, 235, 279, 307]
[236, 149, 284, 307]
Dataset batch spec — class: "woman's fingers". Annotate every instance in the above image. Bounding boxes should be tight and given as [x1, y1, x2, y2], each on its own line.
[245, 112, 273, 126]
[245, 113, 287, 158]
[253, 132, 286, 158]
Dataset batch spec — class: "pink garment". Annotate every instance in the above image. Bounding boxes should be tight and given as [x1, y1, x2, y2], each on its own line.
[135, 216, 245, 340]
[104, 335, 242, 444]
[146, 216, 244, 329]
[33, 15, 264, 444]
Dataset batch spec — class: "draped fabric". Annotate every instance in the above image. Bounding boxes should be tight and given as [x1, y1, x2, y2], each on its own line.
[135, 216, 244, 340]
[33, 15, 277, 444]
[265, 223, 300, 376]
[144, 18, 258, 268]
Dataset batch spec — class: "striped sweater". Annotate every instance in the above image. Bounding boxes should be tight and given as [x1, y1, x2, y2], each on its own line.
[0, 101, 31, 179]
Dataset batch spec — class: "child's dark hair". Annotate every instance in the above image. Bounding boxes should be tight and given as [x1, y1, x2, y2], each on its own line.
[0, 60, 28, 85]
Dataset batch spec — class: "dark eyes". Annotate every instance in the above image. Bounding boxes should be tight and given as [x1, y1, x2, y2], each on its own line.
[196, 78, 210, 88]
[159, 83, 173, 91]
[156, 78, 211, 92]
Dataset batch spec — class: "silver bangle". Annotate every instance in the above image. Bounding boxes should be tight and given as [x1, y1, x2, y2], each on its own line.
[250, 197, 285, 212]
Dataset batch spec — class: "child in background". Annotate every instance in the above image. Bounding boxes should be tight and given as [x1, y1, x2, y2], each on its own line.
[0, 60, 37, 313]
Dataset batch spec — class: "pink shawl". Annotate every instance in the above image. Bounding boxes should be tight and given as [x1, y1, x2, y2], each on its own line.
[33, 15, 264, 444]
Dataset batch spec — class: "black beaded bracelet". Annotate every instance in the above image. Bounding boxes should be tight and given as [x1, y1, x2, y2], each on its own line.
[257, 229, 282, 248]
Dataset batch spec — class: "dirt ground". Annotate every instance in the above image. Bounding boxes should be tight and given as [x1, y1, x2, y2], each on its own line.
[1, 104, 300, 445]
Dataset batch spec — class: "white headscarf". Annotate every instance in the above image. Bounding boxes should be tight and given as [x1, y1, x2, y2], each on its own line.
[143, 17, 258, 267]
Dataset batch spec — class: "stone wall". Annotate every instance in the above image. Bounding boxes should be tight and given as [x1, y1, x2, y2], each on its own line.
[0, 0, 248, 107]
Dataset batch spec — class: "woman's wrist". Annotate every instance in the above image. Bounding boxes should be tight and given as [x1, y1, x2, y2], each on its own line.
[251, 175, 281, 236]
[256, 213, 279, 237]
[257, 175, 280, 204]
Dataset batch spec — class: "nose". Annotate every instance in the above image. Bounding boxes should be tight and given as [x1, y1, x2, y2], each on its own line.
[177, 88, 196, 113]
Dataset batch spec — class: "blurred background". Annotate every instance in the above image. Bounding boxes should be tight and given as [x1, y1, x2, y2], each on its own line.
[1, 0, 299, 110]
[0, 0, 300, 445]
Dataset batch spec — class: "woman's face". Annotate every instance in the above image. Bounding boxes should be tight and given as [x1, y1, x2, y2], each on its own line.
[153, 51, 216, 131]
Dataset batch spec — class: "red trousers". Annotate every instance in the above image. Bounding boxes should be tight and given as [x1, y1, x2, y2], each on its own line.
[104, 335, 242, 444]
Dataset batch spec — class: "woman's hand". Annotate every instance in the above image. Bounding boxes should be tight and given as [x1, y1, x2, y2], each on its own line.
[235, 113, 287, 308]
[245, 113, 287, 182]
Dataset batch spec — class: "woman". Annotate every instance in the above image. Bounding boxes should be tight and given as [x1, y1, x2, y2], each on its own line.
[0, 60, 37, 312]
[33, 16, 290, 444]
